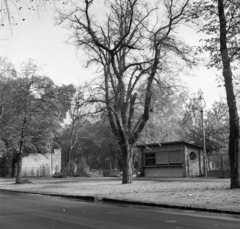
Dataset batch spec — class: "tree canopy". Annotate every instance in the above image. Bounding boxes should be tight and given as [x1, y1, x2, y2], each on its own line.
[0, 59, 75, 183]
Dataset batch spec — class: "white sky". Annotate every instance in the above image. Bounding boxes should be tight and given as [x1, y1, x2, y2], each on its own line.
[0, 1, 225, 109]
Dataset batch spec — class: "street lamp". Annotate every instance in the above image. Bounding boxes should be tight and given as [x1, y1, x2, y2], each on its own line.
[198, 89, 207, 177]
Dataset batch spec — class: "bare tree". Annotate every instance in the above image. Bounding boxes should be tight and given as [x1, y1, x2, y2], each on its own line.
[66, 89, 86, 175]
[217, 0, 240, 189]
[191, 0, 240, 188]
[57, 0, 194, 184]
[0, 0, 51, 27]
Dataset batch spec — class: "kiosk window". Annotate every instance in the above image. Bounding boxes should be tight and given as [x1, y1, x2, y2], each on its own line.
[156, 151, 182, 166]
[145, 153, 156, 166]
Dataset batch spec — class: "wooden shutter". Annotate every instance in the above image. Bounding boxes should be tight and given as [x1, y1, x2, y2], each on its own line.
[169, 151, 182, 164]
[156, 152, 168, 165]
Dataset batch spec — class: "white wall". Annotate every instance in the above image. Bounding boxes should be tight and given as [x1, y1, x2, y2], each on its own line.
[144, 167, 183, 178]
[21, 149, 61, 176]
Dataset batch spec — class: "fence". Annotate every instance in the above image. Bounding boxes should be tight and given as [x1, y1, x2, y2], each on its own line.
[207, 154, 230, 178]
[0, 165, 60, 178]
[208, 154, 229, 170]
[103, 169, 122, 177]
[22, 165, 50, 177]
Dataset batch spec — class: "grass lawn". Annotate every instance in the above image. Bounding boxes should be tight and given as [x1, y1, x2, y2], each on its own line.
[0, 177, 239, 212]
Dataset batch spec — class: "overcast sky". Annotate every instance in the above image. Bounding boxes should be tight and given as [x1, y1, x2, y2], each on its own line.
[0, 1, 225, 109]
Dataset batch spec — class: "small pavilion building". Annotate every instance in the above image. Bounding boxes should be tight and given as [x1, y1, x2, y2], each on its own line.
[136, 141, 203, 178]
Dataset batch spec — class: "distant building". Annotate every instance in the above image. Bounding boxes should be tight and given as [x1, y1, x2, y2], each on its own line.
[0, 149, 61, 177]
[136, 141, 203, 178]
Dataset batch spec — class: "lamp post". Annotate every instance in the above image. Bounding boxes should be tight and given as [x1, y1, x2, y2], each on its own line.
[198, 89, 207, 177]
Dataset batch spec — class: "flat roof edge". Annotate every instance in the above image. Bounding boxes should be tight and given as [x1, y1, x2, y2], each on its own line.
[136, 141, 202, 149]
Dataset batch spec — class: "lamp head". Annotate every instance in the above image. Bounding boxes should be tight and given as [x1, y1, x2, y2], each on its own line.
[197, 88, 206, 109]
[198, 88, 203, 100]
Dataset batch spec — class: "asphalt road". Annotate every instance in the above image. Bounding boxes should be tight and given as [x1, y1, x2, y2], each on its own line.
[0, 190, 240, 229]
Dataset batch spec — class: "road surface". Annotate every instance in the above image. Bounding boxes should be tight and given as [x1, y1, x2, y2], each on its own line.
[0, 190, 239, 229]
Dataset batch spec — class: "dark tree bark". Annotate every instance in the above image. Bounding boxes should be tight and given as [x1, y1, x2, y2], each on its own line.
[11, 156, 17, 178]
[15, 152, 23, 183]
[122, 144, 133, 184]
[217, 0, 240, 188]
[15, 128, 25, 184]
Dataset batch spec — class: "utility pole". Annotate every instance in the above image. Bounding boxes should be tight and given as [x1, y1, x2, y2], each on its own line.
[198, 89, 207, 177]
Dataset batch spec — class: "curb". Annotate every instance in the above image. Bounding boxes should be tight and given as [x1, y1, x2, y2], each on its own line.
[101, 198, 240, 215]
[0, 189, 95, 202]
[1, 189, 240, 215]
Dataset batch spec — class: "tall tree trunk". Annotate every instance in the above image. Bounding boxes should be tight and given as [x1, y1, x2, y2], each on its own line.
[15, 119, 26, 184]
[218, 0, 240, 189]
[122, 143, 133, 184]
[15, 153, 23, 184]
[11, 156, 17, 178]
[67, 147, 71, 175]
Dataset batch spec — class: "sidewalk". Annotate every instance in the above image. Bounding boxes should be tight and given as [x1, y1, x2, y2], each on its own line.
[0, 177, 240, 214]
